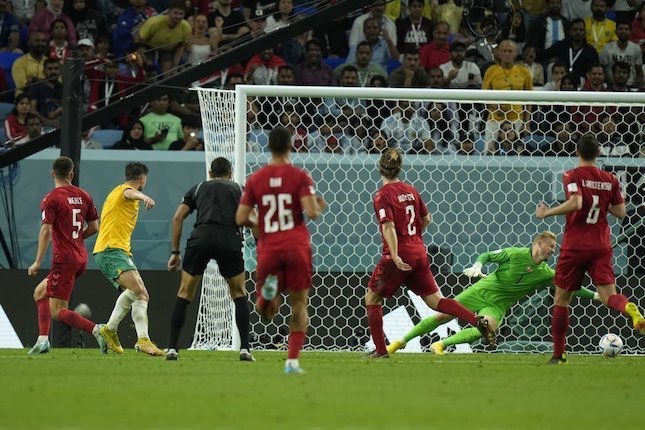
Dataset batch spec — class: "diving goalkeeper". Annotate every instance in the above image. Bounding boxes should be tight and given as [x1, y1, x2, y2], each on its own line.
[387, 231, 599, 354]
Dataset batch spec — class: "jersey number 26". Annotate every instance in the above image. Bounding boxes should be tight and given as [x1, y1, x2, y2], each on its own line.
[262, 194, 294, 233]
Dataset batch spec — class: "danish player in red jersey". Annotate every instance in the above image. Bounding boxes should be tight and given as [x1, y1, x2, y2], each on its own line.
[236, 127, 325, 375]
[364, 149, 496, 358]
[26, 156, 108, 354]
[536, 135, 645, 364]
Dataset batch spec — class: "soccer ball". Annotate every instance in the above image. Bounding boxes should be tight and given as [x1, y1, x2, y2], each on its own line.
[598, 334, 623, 357]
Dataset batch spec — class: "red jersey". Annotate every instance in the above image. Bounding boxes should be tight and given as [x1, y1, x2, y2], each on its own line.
[561, 166, 624, 251]
[41, 185, 98, 264]
[373, 181, 429, 261]
[240, 163, 315, 251]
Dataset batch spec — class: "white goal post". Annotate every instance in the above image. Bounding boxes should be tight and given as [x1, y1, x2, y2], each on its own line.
[195, 85, 645, 354]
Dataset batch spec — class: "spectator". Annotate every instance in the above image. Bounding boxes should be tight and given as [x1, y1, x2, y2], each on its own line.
[610, 60, 636, 91]
[597, 114, 630, 156]
[334, 41, 387, 87]
[518, 45, 545, 86]
[541, 18, 599, 84]
[80, 129, 102, 149]
[168, 118, 203, 150]
[245, 47, 286, 85]
[325, 66, 365, 128]
[246, 6, 267, 39]
[396, 0, 433, 53]
[600, 21, 643, 89]
[279, 110, 309, 152]
[631, 2, 645, 46]
[186, 13, 215, 65]
[278, 31, 310, 66]
[12, 114, 42, 145]
[584, 0, 617, 53]
[111, 120, 153, 149]
[530, 0, 569, 52]
[420, 21, 451, 71]
[349, 2, 397, 48]
[139, 94, 183, 150]
[207, 0, 248, 46]
[380, 100, 431, 153]
[11, 32, 48, 92]
[66, 0, 107, 43]
[615, 0, 639, 25]
[365, 129, 388, 154]
[112, 0, 156, 58]
[0, 0, 21, 53]
[30, 0, 77, 45]
[543, 60, 568, 90]
[136, 0, 191, 73]
[347, 17, 398, 72]
[25, 58, 62, 127]
[309, 115, 346, 154]
[520, 0, 547, 39]
[265, 0, 293, 33]
[435, 0, 463, 35]
[4, 93, 30, 142]
[388, 49, 429, 88]
[456, 138, 476, 155]
[12, 0, 37, 23]
[241, 0, 275, 24]
[48, 18, 72, 61]
[574, 63, 611, 135]
[439, 41, 482, 89]
[294, 38, 335, 86]
[500, 12, 527, 53]
[492, 121, 524, 156]
[94, 33, 111, 59]
[482, 39, 532, 154]
[563, 0, 593, 20]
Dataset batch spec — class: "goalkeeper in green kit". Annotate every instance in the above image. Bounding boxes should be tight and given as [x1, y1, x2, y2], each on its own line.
[387, 231, 599, 355]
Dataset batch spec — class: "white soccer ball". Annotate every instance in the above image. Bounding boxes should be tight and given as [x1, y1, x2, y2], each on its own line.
[598, 333, 623, 358]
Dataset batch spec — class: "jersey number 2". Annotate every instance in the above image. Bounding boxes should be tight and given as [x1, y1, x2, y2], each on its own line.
[406, 205, 416, 236]
[586, 195, 600, 224]
[71, 208, 82, 239]
[262, 194, 294, 233]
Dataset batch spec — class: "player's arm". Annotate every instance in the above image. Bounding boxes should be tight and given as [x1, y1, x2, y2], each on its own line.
[168, 203, 191, 271]
[381, 221, 411, 271]
[609, 202, 626, 220]
[82, 219, 99, 239]
[464, 248, 512, 278]
[535, 194, 582, 219]
[236, 203, 257, 227]
[302, 195, 326, 220]
[28, 223, 52, 276]
[421, 213, 431, 230]
[123, 188, 155, 210]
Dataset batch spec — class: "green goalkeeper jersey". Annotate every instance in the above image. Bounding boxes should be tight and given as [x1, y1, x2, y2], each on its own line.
[472, 247, 555, 310]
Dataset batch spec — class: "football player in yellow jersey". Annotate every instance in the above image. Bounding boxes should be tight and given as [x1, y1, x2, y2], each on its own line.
[482, 39, 533, 154]
[93, 162, 164, 356]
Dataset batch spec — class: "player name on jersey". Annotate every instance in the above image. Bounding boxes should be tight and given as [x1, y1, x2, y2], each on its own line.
[581, 180, 612, 191]
[67, 197, 84, 204]
[397, 193, 416, 203]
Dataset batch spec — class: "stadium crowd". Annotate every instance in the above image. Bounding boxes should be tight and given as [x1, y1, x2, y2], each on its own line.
[0, 0, 643, 155]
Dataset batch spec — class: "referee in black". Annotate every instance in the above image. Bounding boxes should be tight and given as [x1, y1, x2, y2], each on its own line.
[166, 157, 254, 361]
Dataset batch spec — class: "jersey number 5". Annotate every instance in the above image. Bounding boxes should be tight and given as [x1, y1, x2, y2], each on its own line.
[586, 195, 600, 224]
[72, 208, 82, 239]
[262, 194, 294, 233]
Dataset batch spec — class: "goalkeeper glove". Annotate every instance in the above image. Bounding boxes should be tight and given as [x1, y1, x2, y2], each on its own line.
[463, 262, 485, 278]
[593, 292, 600, 301]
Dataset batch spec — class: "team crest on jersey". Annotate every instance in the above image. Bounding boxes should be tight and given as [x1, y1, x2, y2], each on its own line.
[526, 266, 533, 272]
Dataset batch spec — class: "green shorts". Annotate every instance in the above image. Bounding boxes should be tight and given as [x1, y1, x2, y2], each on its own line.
[454, 287, 507, 326]
[94, 248, 137, 289]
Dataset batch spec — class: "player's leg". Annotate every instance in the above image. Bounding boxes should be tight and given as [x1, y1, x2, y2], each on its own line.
[254, 250, 282, 322]
[365, 287, 389, 357]
[116, 270, 163, 356]
[590, 249, 645, 335]
[166, 270, 201, 360]
[387, 313, 453, 354]
[28, 278, 51, 354]
[439, 307, 504, 354]
[285, 288, 309, 374]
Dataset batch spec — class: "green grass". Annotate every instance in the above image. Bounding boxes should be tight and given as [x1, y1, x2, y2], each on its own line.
[1, 349, 643, 430]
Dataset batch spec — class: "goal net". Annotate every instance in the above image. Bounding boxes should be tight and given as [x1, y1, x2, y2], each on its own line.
[197, 85, 645, 355]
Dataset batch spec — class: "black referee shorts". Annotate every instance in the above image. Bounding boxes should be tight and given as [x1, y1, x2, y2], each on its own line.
[182, 228, 244, 278]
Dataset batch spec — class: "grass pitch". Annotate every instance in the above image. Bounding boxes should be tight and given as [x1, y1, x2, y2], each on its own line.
[1, 349, 643, 430]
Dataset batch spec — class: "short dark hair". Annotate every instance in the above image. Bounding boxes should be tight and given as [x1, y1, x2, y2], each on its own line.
[168, 0, 185, 11]
[210, 157, 232, 177]
[277, 64, 294, 74]
[52, 156, 73, 179]
[125, 161, 149, 181]
[450, 42, 466, 52]
[43, 58, 60, 69]
[577, 134, 599, 161]
[612, 60, 630, 75]
[379, 148, 403, 179]
[356, 41, 372, 51]
[268, 126, 291, 155]
[305, 38, 322, 52]
[340, 65, 358, 76]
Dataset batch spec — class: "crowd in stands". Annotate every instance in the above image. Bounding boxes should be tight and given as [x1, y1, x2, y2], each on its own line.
[0, 0, 643, 156]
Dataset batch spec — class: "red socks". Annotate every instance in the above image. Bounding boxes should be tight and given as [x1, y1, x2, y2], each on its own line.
[57, 309, 95, 334]
[552, 305, 569, 357]
[287, 331, 306, 359]
[36, 298, 51, 336]
[607, 294, 629, 315]
[436, 298, 478, 326]
[367, 304, 387, 355]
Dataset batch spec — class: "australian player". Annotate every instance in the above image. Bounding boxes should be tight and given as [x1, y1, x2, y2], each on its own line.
[27, 156, 108, 354]
[536, 134, 645, 364]
[365, 148, 495, 358]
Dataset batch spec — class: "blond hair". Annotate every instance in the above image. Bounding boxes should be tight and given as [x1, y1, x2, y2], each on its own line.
[533, 230, 557, 244]
[378, 148, 403, 179]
